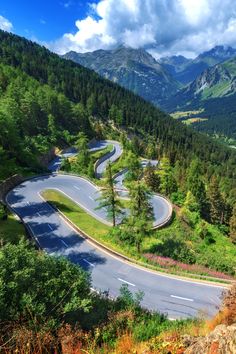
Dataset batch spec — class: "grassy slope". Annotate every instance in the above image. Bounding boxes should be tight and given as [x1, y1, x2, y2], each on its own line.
[42, 190, 110, 239]
[0, 214, 26, 244]
[42, 190, 235, 282]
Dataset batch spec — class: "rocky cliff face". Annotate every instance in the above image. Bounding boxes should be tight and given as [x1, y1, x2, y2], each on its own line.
[185, 323, 236, 354]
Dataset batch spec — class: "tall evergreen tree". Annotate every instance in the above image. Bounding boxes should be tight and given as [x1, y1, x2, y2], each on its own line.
[143, 163, 160, 193]
[125, 151, 142, 182]
[74, 132, 90, 172]
[207, 176, 224, 224]
[127, 181, 154, 252]
[157, 156, 177, 196]
[229, 204, 236, 243]
[186, 159, 208, 217]
[97, 162, 123, 227]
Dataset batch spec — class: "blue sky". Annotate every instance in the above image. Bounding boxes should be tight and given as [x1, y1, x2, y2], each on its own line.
[0, 0, 99, 42]
[0, 0, 236, 58]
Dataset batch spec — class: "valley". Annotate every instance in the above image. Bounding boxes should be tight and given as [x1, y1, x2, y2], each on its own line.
[0, 22, 236, 353]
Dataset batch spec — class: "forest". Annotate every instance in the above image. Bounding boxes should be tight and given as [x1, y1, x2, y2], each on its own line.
[0, 30, 235, 199]
[0, 29, 236, 353]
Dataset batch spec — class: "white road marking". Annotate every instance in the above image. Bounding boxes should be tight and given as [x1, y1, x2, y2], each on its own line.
[89, 196, 93, 201]
[74, 185, 80, 191]
[48, 224, 53, 231]
[37, 212, 41, 217]
[118, 278, 135, 287]
[60, 239, 68, 247]
[83, 259, 95, 267]
[170, 295, 194, 302]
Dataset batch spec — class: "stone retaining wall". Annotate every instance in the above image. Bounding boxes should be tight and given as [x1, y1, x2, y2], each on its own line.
[0, 174, 24, 203]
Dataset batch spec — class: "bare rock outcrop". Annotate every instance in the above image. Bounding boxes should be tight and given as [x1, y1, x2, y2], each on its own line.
[185, 323, 236, 354]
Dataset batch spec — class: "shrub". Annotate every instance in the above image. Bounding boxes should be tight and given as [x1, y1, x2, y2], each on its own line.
[0, 240, 91, 329]
[144, 253, 234, 279]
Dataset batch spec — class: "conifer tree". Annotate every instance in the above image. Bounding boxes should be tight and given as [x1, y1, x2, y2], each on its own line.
[207, 176, 224, 224]
[229, 204, 236, 243]
[186, 159, 208, 217]
[75, 132, 90, 172]
[143, 163, 160, 193]
[157, 156, 176, 196]
[127, 181, 154, 252]
[97, 162, 123, 227]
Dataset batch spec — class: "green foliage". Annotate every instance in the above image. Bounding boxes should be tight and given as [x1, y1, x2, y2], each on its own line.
[125, 181, 154, 252]
[96, 162, 123, 226]
[143, 163, 160, 192]
[0, 29, 235, 214]
[0, 202, 7, 220]
[184, 191, 200, 213]
[170, 190, 185, 206]
[186, 159, 208, 217]
[124, 151, 142, 182]
[196, 220, 215, 245]
[116, 284, 144, 311]
[207, 176, 225, 224]
[0, 240, 91, 329]
[229, 204, 236, 243]
[0, 62, 91, 180]
[108, 104, 123, 126]
[157, 156, 177, 196]
[153, 236, 197, 264]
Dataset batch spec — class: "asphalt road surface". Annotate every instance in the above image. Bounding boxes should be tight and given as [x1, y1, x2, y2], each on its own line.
[6, 141, 225, 320]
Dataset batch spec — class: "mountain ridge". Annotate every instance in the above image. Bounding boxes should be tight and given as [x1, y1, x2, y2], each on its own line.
[160, 45, 236, 85]
[63, 47, 180, 106]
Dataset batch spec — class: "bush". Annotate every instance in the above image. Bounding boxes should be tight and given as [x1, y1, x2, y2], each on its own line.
[152, 237, 197, 264]
[0, 240, 91, 329]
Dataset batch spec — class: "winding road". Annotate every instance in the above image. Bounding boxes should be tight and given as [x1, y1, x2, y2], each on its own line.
[6, 140, 224, 320]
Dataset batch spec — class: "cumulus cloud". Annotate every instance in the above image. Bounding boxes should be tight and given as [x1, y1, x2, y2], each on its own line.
[50, 0, 236, 58]
[0, 15, 13, 32]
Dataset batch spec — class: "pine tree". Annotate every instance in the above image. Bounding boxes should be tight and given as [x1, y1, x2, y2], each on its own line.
[97, 162, 123, 226]
[143, 163, 160, 193]
[186, 159, 208, 217]
[207, 176, 224, 224]
[180, 191, 200, 227]
[127, 181, 154, 252]
[157, 156, 176, 196]
[229, 204, 236, 243]
[125, 151, 142, 182]
[47, 114, 57, 143]
[183, 191, 200, 213]
[75, 132, 90, 173]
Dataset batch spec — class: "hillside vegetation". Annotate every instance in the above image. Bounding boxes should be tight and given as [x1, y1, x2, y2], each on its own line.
[63, 46, 180, 106]
[166, 56, 236, 140]
[0, 30, 235, 197]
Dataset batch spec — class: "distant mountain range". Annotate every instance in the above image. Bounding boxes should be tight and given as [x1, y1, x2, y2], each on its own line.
[63, 47, 180, 106]
[168, 56, 236, 108]
[63, 45, 236, 139]
[160, 45, 236, 85]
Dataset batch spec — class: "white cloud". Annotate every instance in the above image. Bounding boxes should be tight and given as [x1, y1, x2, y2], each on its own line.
[0, 15, 13, 32]
[50, 0, 236, 57]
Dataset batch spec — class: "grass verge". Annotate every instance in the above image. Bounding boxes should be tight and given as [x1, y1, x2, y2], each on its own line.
[42, 189, 110, 239]
[42, 189, 232, 284]
[0, 214, 26, 244]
